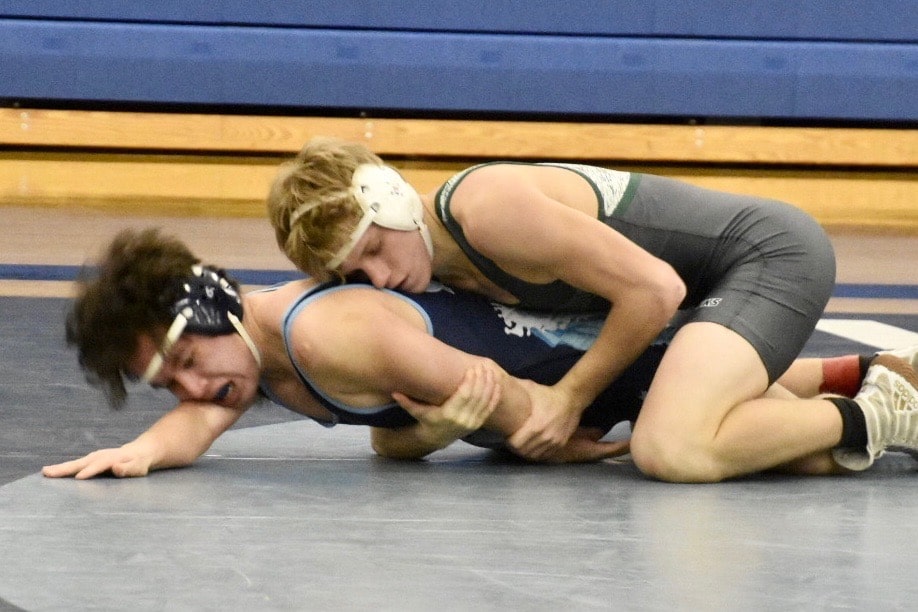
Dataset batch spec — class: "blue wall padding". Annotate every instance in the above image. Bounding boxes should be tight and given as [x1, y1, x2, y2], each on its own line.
[2, 1, 916, 41]
[1, 2, 916, 121]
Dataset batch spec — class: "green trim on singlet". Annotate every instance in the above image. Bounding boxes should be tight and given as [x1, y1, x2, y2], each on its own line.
[614, 172, 642, 218]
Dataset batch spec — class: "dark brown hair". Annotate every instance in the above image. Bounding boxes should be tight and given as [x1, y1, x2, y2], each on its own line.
[66, 228, 199, 407]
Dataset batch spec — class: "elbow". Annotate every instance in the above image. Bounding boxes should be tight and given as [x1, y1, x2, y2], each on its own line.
[665, 275, 687, 315]
[371, 439, 406, 460]
[650, 267, 686, 323]
[370, 434, 395, 458]
[370, 431, 426, 461]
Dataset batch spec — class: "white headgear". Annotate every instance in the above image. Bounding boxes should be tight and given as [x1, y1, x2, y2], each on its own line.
[324, 164, 433, 270]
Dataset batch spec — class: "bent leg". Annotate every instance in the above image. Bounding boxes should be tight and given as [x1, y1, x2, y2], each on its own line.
[777, 358, 826, 398]
[779, 354, 872, 398]
[630, 322, 844, 483]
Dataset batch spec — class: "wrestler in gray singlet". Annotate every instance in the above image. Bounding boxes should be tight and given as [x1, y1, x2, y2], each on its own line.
[436, 162, 836, 383]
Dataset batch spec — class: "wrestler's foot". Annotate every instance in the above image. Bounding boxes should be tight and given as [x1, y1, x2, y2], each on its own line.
[833, 355, 918, 471]
[875, 344, 918, 371]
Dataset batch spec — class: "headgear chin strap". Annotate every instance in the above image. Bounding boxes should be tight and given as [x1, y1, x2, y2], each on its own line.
[141, 265, 261, 383]
[325, 164, 433, 270]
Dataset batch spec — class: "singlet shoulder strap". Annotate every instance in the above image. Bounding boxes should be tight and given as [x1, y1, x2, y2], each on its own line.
[433, 162, 580, 309]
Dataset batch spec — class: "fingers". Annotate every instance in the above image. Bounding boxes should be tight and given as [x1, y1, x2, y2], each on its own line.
[42, 457, 91, 479]
[551, 438, 631, 464]
[75, 461, 113, 480]
[507, 425, 571, 461]
[583, 439, 631, 461]
[393, 362, 501, 431]
[459, 363, 501, 426]
[503, 380, 581, 460]
[508, 434, 545, 460]
[42, 449, 146, 479]
[391, 392, 426, 418]
[109, 457, 147, 479]
[390, 367, 483, 420]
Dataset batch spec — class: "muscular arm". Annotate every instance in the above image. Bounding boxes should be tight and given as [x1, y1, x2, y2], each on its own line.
[370, 363, 507, 459]
[454, 167, 685, 457]
[42, 401, 245, 479]
[293, 290, 536, 457]
[373, 372, 631, 462]
[296, 289, 629, 462]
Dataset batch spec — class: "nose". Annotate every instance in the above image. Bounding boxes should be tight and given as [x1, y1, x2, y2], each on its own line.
[363, 261, 390, 289]
[170, 370, 208, 401]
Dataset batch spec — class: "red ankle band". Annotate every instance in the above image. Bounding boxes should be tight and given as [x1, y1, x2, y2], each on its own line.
[820, 355, 862, 398]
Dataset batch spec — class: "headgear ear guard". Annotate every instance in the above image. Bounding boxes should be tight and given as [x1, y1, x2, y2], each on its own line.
[172, 265, 243, 336]
[324, 164, 434, 270]
[141, 265, 261, 383]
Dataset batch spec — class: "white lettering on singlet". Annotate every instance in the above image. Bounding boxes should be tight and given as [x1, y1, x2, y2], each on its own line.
[490, 302, 603, 351]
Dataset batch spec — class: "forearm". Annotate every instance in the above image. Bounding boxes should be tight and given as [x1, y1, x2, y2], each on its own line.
[482, 372, 530, 434]
[125, 402, 238, 471]
[374, 367, 534, 459]
[556, 299, 673, 410]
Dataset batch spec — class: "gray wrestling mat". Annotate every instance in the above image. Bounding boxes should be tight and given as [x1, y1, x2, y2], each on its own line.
[2, 297, 917, 610]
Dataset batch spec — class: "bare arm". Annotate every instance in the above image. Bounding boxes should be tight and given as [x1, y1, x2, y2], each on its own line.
[299, 290, 627, 461]
[42, 401, 245, 479]
[370, 362, 503, 459]
[294, 290, 544, 457]
[455, 169, 685, 457]
[378, 372, 632, 462]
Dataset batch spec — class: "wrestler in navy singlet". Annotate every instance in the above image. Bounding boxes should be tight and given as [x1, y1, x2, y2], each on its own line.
[260, 282, 668, 448]
[435, 162, 836, 383]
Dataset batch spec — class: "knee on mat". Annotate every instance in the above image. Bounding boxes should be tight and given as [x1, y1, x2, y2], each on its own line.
[629, 427, 726, 484]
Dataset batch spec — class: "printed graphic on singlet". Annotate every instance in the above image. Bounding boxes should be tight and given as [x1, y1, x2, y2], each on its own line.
[490, 303, 602, 350]
[545, 164, 631, 216]
[435, 166, 479, 216]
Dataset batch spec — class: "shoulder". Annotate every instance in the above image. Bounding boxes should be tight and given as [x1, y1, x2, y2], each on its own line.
[454, 162, 535, 195]
[283, 287, 395, 378]
[449, 163, 546, 222]
[294, 286, 387, 331]
[292, 286, 425, 345]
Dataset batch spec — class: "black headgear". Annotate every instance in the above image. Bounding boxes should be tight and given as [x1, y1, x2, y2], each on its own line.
[170, 265, 244, 336]
[140, 265, 259, 383]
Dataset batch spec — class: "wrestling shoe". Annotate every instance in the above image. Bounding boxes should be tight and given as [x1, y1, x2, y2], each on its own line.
[875, 344, 918, 371]
[833, 355, 918, 471]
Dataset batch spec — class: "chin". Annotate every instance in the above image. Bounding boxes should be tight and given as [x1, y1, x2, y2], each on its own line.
[411, 272, 434, 293]
[407, 279, 428, 293]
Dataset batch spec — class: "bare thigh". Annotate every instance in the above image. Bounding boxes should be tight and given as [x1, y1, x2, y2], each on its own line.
[632, 321, 770, 443]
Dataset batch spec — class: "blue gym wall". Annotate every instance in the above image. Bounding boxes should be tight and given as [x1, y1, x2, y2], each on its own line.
[1, 1, 916, 122]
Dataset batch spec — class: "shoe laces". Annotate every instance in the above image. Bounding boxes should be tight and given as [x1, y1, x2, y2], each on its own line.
[890, 376, 918, 445]
[878, 365, 918, 447]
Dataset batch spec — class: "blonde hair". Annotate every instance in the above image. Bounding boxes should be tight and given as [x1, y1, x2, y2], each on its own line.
[267, 137, 384, 281]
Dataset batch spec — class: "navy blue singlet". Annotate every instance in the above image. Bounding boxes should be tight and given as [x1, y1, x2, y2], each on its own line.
[261, 282, 668, 446]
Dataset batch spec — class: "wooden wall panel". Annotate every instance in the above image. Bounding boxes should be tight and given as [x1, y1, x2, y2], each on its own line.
[1, 110, 914, 232]
[2, 109, 916, 167]
[2, 152, 914, 232]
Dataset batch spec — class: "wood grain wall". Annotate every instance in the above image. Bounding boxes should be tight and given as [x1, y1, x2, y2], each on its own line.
[1, 109, 916, 232]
